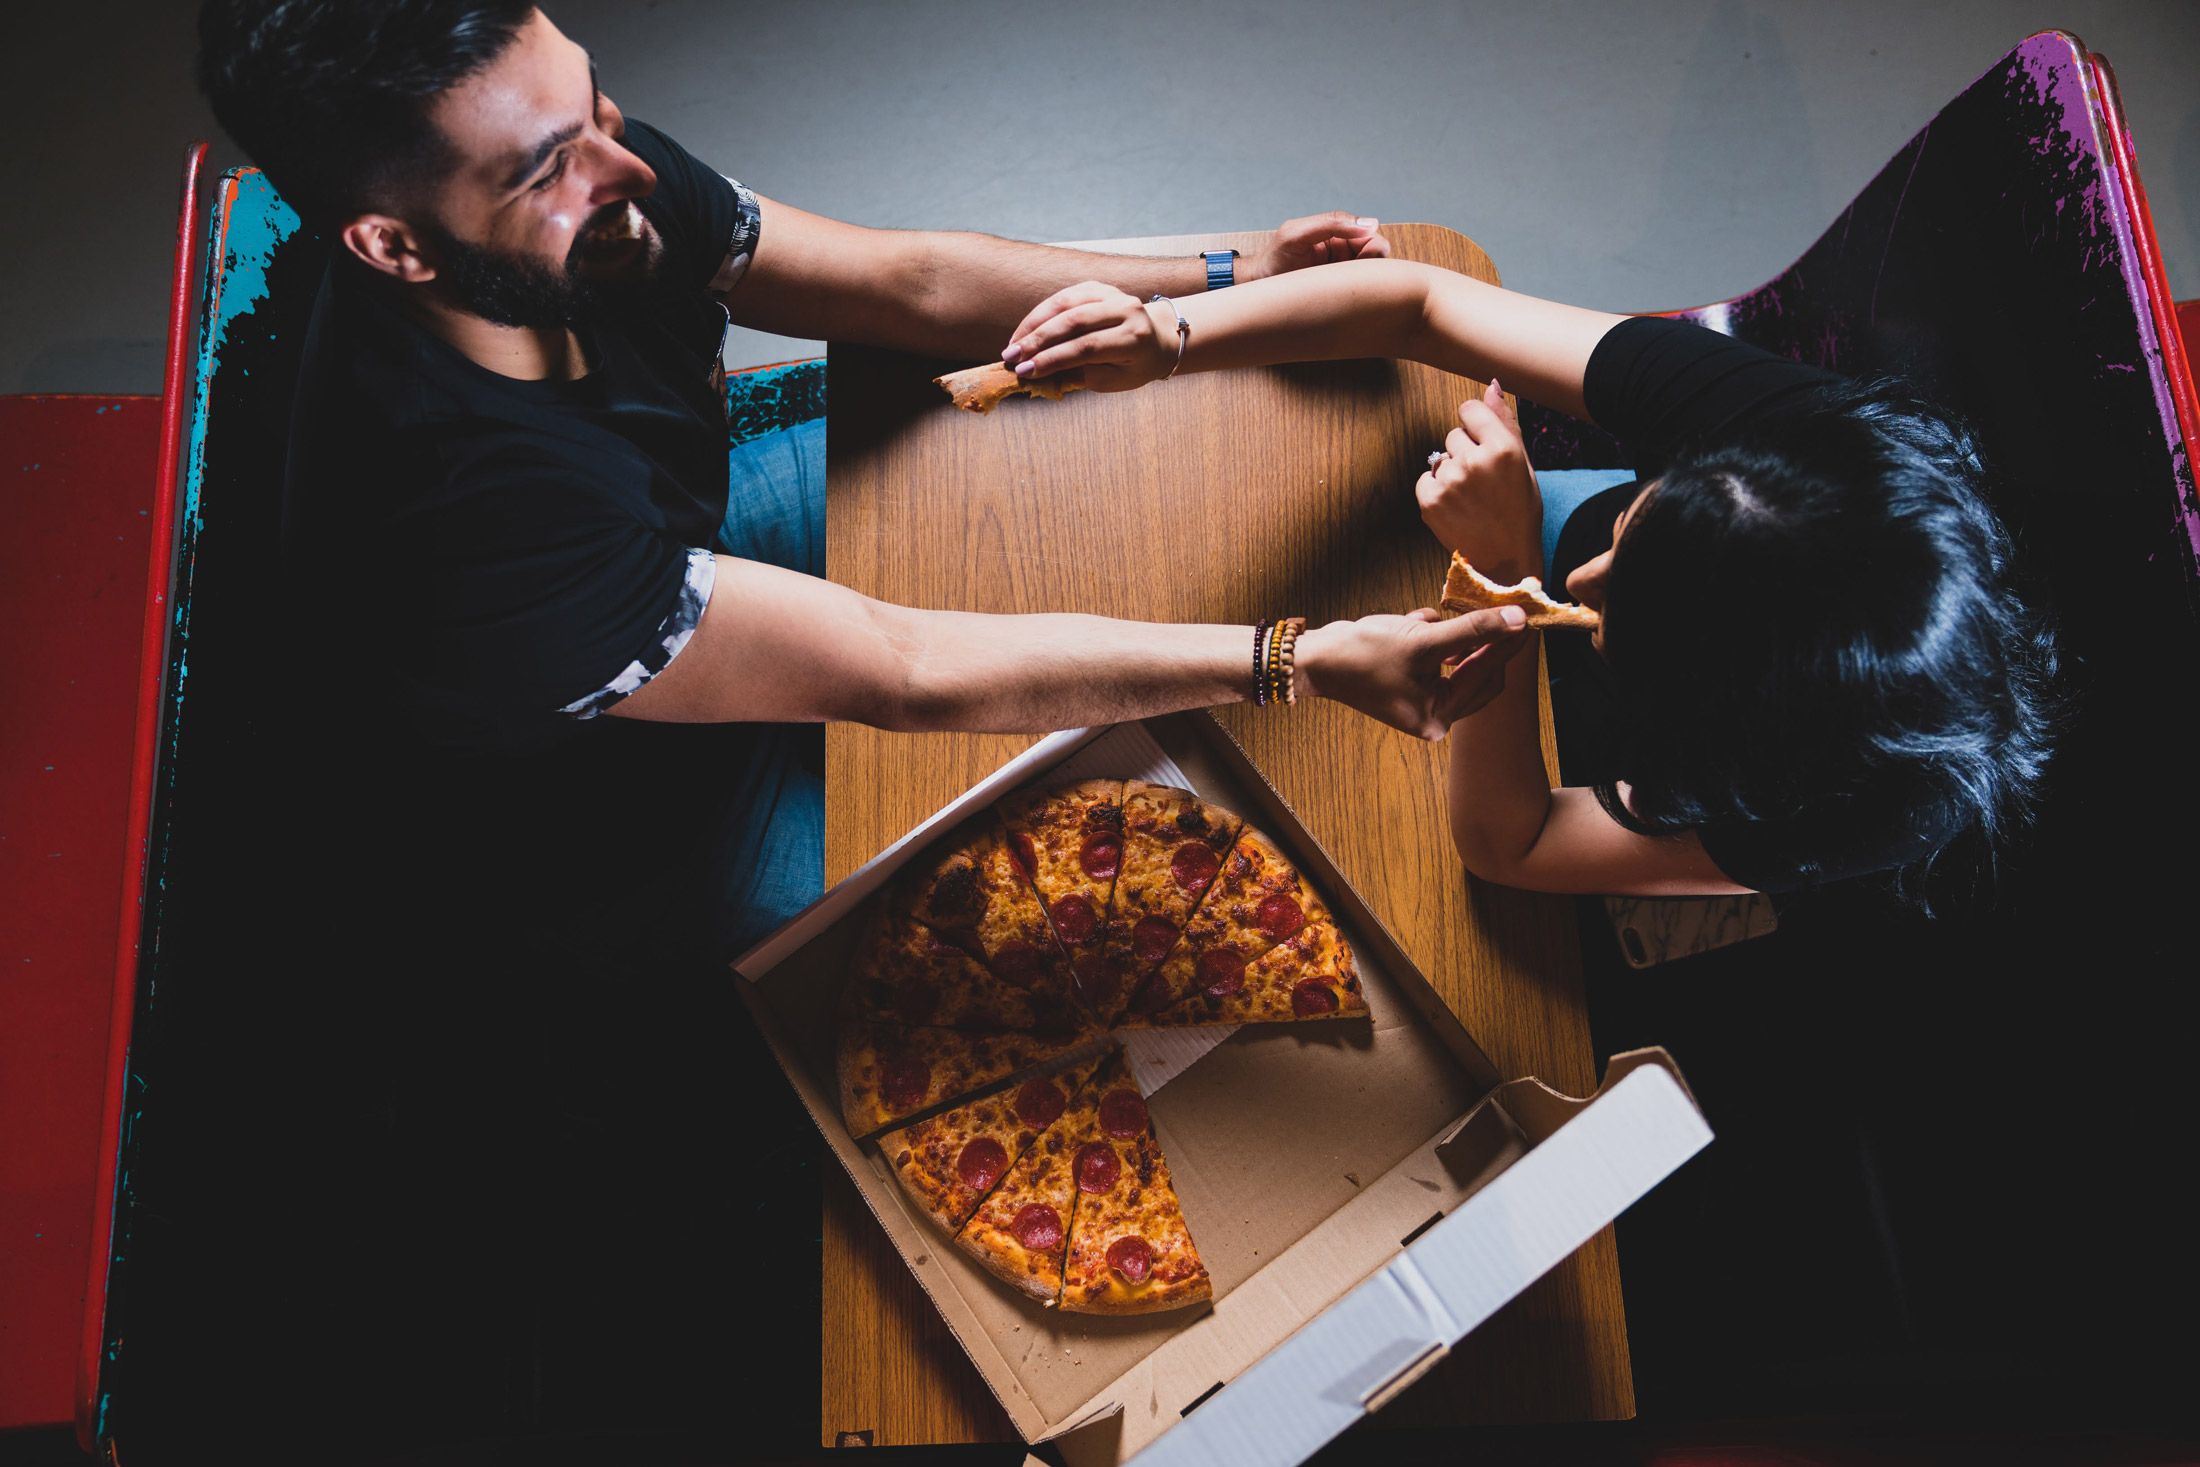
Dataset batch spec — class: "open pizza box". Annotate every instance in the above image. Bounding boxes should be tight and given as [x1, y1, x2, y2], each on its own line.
[731, 712, 1712, 1465]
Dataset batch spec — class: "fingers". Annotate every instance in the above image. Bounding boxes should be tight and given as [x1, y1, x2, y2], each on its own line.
[1356, 230, 1392, 259]
[1278, 211, 1382, 263]
[1006, 294, 1150, 377]
[1432, 645, 1511, 727]
[1426, 604, 1529, 654]
[1003, 281, 1124, 363]
[1021, 321, 1151, 381]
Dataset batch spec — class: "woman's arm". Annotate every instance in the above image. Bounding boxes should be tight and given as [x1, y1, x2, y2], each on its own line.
[999, 259, 1627, 421]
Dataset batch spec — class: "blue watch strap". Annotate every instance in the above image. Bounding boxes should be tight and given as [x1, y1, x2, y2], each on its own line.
[1204, 249, 1237, 291]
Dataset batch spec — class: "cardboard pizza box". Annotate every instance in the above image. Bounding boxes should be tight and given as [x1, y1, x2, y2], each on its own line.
[732, 712, 1710, 1465]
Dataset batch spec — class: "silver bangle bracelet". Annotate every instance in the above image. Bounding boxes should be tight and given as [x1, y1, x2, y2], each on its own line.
[1150, 294, 1190, 379]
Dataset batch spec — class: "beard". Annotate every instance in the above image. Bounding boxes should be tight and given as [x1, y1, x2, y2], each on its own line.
[418, 201, 661, 331]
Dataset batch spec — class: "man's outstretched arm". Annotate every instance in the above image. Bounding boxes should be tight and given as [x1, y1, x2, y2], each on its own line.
[717, 197, 1390, 361]
[609, 556, 1528, 741]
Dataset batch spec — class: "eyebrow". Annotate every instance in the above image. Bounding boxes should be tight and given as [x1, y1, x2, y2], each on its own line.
[501, 56, 603, 192]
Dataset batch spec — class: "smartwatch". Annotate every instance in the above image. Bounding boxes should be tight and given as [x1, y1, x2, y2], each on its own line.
[1204, 249, 1238, 291]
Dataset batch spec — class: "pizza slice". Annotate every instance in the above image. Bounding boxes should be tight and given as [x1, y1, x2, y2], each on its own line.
[1138, 919, 1370, 1027]
[997, 778, 1125, 1000]
[843, 904, 1045, 1031]
[954, 1048, 1114, 1303]
[1117, 827, 1325, 1021]
[934, 361, 1087, 414]
[1059, 1057, 1212, 1315]
[897, 820, 1077, 1012]
[1440, 553, 1600, 630]
[1091, 782, 1242, 1025]
[836, 1015, 1090, 1139]
[879, 1053, 1107, 1237]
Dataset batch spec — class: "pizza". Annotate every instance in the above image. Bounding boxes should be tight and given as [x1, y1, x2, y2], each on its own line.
[1118, 827, 1327, 1021]
[952, 1052, 1110, 1302]
[897, 819, 1077, 1015]
[1058, 1053, 1212, 1315]
[934, 361, 1087, 414]
[837, 775, 1366, 1313]
[842, 905, 1045, 1031]
[1140, 918, 1369, 1027]
[997, 777, 1125, 1006]
[1091, 782, 1242, 1026]
[1440, 553, 1600, 630]
[880, 1053, 1107, 1237]
[837, 1015, 1089, 1139]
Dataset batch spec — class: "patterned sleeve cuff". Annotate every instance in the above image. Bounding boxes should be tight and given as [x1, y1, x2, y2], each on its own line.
[558, 546, 718, 719]
[718, 176, 763, 291]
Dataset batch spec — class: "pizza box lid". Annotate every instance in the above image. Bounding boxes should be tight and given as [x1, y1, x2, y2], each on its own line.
[730, 714, 1710, 1463]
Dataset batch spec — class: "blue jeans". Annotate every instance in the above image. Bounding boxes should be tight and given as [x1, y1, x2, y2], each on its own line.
[706, 417, 827, 960]
[1539, 469, 1640, 580]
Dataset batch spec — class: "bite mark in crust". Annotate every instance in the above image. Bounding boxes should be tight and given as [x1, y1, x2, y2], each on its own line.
[934, 362, 1087, 414]
[1439, 553, 1601, 630]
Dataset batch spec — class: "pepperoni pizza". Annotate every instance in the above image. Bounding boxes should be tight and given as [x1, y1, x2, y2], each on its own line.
[837, 776, 1370, 1313]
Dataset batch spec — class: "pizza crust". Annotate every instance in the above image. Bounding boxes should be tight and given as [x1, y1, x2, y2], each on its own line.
[934, 361, 1087, 414]
[1439, 553, 1601, 630]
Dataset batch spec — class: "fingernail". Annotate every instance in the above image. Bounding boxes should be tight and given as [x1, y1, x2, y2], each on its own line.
[1499, 607, 1527, 628]
[1014, 361, 1033, 377]
[1358, 216, 1377, 228]
[1001, 344, 1020, 363]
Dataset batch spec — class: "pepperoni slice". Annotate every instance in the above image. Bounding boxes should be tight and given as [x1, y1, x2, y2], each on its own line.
[1127, 971, 1174, 1014]
[891, 978, 939, 1024]
[1011, 1202, 1063, 1252]
[956, 1137, 1010, 1191]
[1131, 916, 1178, 964]
[1079, 831, 1122, 879]
[990, 941, 1043, 988]
[1106, 1235, 1154, 1283]
[1075, 1141, 1121, 1194]
[1071, 951, 1121, 1009]
[1098, 1088, 1148, 1140]
[879, 1055, 930, 1112]
[1014, 1077, 1067, 1129]
[1050, 893, 1098, 945]
[1291, 979, 1340, 1017]
[1197, 948, 1248, 998]
[1255, 893, 1306, 941]
[1009, 831, 1039, 878]
[928, 927, 983, 963]
[1170, 842, 1220, 893]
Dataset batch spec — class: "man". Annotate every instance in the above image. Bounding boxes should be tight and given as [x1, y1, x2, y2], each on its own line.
[199, 0, 1530, 963]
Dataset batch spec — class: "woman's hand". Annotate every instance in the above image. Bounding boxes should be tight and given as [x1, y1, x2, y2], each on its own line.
[1297, 605, 1532, 741]
[1000, 283, 1175, 389]
[1416, 380, 1544, 582]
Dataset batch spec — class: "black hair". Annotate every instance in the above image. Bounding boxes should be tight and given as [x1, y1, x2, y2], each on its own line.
[1601, 379, 2059, 889]
[197, 0, 537, 223]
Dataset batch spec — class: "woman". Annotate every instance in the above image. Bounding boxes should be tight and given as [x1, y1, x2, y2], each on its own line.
[995, 261, 2058, 897]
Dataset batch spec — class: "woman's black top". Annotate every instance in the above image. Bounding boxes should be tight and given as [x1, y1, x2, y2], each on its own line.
[1548, 316, 1964, 893]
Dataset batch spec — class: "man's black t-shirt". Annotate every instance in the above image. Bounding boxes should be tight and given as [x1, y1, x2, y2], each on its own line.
[285, 121, 774, 962]
[1548, 316, 1963, 892]
[287, 119, 743, 752]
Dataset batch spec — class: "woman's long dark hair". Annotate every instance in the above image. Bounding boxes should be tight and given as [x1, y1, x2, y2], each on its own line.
[1601, 379, 2060, 892]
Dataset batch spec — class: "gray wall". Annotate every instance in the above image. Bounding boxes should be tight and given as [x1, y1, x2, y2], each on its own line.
[11, 1, 2200, 393]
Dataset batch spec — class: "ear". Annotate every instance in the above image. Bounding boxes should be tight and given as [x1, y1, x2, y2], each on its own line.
[338, 213, 439, 284]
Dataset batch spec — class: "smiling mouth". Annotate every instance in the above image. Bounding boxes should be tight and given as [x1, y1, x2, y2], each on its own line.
[572, 199, 646, 263]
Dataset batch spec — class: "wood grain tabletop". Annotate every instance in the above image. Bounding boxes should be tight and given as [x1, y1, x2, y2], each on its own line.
[818, 224, 1631, 1447]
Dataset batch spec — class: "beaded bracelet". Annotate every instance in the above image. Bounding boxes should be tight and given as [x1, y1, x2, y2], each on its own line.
[1275, 617, 1306, 705]
[1263, 620, 1283, 707]
[1250, 618, 1273, 707]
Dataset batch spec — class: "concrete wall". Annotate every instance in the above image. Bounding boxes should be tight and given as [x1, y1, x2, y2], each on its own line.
[10, 0, 2199, 393]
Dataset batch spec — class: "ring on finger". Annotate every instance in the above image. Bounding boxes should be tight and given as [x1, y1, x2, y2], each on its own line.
[1427, 450, 1450, 469]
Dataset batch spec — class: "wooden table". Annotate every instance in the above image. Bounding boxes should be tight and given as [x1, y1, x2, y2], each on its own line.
[819, 225, 1631, 1447]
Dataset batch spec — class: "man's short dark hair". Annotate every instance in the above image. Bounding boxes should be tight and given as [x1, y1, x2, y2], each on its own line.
[197, 0, 537, 222]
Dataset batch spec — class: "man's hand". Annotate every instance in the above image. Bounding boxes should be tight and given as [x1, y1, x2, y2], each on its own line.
[1297, 605, 1532, 741]
[1000, 283, 1173, 387]
[1241, 212, 1392, 282]
[1416, 380, 1544, 582]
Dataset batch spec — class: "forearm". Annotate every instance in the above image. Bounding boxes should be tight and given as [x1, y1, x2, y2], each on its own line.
[1445, 633, 1557, 879]
[873, 604, 1246, 733]
[913, 234, 1209, 358]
